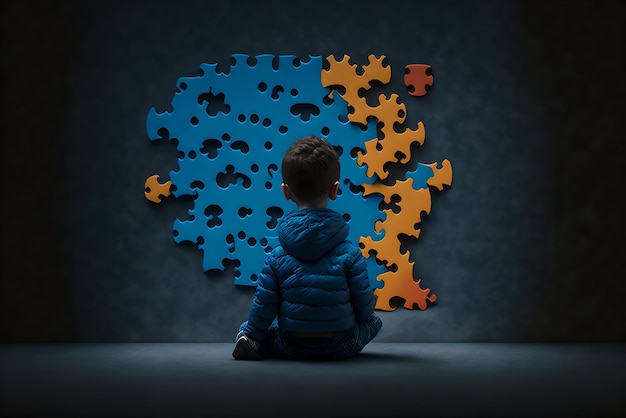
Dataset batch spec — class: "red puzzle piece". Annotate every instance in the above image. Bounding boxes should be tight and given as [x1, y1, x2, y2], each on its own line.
[404, 64, 433, 97]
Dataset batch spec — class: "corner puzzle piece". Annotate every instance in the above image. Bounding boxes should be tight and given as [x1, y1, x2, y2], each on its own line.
[146, 54, 385, 286]
[404, 64, 433, 97]
[144, 174, 172, 203]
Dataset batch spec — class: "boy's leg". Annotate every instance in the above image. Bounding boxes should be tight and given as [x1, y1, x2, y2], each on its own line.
[336, 312, 383, 359]
[354, 312, 383, 351]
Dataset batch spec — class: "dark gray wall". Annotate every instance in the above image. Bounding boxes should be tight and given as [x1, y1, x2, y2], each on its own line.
[1, 0, 624, 342]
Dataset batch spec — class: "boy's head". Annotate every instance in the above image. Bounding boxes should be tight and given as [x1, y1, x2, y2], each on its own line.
[281, 135, 340, 208]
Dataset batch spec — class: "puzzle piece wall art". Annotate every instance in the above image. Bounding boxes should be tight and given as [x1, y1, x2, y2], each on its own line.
[145, 54, 452, 311]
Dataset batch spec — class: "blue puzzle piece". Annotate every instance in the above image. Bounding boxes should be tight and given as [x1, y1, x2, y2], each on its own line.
[147, 54, 387, 286]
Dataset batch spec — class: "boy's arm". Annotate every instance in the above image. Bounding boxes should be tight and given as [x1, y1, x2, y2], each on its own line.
[346, 248, 376, 322]
[243, 255, 280, 341]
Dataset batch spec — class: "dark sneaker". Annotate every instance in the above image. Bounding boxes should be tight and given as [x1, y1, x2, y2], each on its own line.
[232, 335, 262, 360]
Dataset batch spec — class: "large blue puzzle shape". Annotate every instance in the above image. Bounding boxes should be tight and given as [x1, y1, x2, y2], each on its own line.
[147, 54, 387, 287]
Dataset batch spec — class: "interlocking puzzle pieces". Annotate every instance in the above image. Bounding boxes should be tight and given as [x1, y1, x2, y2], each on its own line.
[146, 54, 386, 286]
[323, 54, 427, 181]
[404, 64, 433, 97]
[322, 54, 451, 310]
[359, 161, 452, 310]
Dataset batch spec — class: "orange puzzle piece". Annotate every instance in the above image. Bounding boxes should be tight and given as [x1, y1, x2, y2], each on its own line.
[323, 54, 451, 311]
[144, 174, 172, 203]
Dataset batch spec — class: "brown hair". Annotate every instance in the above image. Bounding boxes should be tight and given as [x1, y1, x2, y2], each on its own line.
[281, 135, 340, 204]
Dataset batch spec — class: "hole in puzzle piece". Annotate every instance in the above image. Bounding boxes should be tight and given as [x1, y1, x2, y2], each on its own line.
[376, 121, 386, 140]
[388, 296, 404, 310]
[230, 140, 249, 154]
[198, 91, 230, 116]
[394, 150, 407, 161]
[346, 181, 365, 195]
[258, 82, 267, 92]
[350, 146, 365, 158]
[265, 142, 273, 150]
[155, 127, 171, 141]
[190, 180, 204, 190]
[332, 144, 343, 156]
[262, 118, 271, 127]
[248, 237, 256, 246]
[322, 126, 330, 136]
[271, 85, 284, 100]
[250, 114, 259, 124]
[190, 116, 199, 126]
[379, 194, 401, 214]
[290, 103, 320, 121]
[216, 165, 251, 188]
[290, 88, 298, 97]
[342, 213, 351, 222]
[260, 237, 274, 254]
[201, 138, 222, 159]
[205, 205, 223, 227]
[238, 231, 246, 239]
[251, 164, 259, 173]
[279, 126, 288, 134]
[265, 163, 278, 190]
[357, 79, 388, 107]
[266, 206, 284, 229]
[238, 207, 253, 218]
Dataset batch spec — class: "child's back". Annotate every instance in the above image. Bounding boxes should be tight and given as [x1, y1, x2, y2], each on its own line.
[233, 135, 382, 361]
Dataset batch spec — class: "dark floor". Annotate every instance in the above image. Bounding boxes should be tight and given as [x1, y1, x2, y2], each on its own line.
[1, 343, 625, 418]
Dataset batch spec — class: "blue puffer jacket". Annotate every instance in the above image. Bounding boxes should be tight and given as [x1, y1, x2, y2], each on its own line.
[243, 207, 376, 342]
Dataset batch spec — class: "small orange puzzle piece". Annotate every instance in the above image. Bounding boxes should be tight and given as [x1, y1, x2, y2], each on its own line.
[144, 174, 172, 203]
[404, 64, 433, 97]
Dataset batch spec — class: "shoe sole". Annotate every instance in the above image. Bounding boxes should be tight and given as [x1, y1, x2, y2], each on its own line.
[232, 337, 262, 360]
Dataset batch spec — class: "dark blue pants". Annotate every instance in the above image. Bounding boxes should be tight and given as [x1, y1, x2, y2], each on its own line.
[239, 313, 382, 361]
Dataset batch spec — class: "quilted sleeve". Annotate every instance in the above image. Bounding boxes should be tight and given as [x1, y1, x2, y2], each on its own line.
[346, 246, 376, 322]
[244, 254, 281, 341]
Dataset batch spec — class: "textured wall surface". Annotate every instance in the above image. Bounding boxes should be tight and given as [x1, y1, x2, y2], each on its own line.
[1, 0, 624, 342]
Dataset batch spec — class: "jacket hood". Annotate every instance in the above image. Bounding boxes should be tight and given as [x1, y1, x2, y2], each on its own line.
[278, 208, 349, 261]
